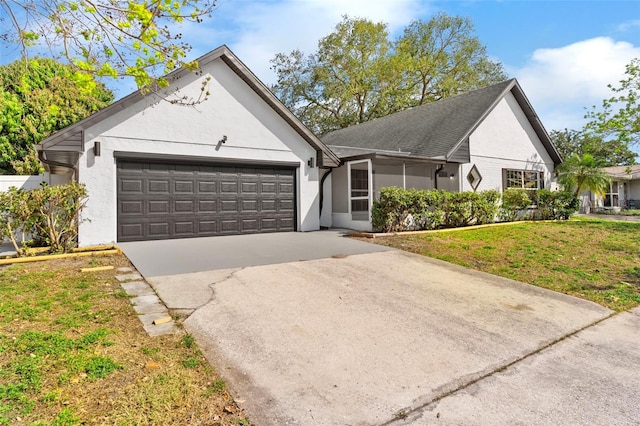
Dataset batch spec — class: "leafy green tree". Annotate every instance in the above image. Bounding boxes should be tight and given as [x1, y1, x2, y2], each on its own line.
[556, 153, 612, 199]
[550, 128, 637, 166]
[395, 14, 507, 105]
[0, 57, 113, 174]
[0, 0, 216, 89]
[586, 58, 640, 146]
[270, 14, 507, 134]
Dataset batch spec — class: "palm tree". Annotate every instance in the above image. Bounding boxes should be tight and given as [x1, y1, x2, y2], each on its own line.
[556, 153, 612, 212]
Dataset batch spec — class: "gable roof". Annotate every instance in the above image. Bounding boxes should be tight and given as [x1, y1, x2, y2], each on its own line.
[321, 79, 562, 165]
[602, 164, 640, 180]
[37, 45, 339, 168]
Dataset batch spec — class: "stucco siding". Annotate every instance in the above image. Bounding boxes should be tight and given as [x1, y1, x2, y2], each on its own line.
[628, 181, 640, 201]
[373, 163, 403, 197]
[77, 57, 320, 245]
[462, 93, 555, 192]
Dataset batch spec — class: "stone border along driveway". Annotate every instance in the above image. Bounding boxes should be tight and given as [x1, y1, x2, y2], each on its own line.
[115, 267, 179, 337]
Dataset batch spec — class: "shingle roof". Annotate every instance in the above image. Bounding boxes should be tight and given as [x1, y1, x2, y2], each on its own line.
[602, 164, 640, 180]
[322, 79, 562, 165]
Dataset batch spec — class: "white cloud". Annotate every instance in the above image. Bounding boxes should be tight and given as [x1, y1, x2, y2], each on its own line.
[513, 37, 640, 131]
[616, 19, 640, 33]
[206, 0, 427, 84]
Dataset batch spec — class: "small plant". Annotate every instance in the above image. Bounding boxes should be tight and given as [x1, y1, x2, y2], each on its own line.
[181, 334, 196, 349]
[84, 356, 121, 379]
[181, 358, 200, 369]
[499, 188, 531, 221]
[204, 378, 226, 396]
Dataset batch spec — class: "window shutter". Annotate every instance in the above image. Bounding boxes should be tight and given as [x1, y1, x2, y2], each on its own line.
[539, 171, 544, 189]
[501, 169, 507, 191]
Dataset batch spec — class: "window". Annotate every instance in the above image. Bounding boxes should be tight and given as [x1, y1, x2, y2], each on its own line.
[350, 168, 369, 212]
[604, 182, 620, 207]
[503, 169, 544, 191]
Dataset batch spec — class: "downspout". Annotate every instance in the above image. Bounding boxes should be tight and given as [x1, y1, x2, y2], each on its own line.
[319, 168, 333, 220]
[434, 164, 444, 190]
[38, 151, 79, 181]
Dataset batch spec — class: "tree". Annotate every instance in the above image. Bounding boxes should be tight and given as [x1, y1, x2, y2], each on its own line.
[0, 0, 216, 89]
[395, 14, 507, 105]
[550, 128, 637, 166]
[556, 153, 612, 200]
[0, 57, 114, 174]
[270, 14, 507, 134]
[586, 58, 640, 146]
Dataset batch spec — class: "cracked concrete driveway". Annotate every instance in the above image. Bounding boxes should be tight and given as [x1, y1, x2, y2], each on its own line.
[121, 232, 639, 425]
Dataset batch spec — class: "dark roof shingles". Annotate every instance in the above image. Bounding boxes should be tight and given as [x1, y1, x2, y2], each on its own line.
[322, 80, 515, 159]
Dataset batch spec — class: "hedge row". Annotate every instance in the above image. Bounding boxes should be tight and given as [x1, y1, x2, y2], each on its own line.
[371, 187, 579, 233]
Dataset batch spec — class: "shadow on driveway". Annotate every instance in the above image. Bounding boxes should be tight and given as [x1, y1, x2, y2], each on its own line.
[119, 230, 392, 278]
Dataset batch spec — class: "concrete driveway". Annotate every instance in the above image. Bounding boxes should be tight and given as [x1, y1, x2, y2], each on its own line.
[120, 232, 639, 425]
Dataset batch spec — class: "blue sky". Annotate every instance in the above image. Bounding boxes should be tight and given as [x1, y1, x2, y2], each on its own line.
[176, 0, 640, 135]
[3, 0, 640, 136]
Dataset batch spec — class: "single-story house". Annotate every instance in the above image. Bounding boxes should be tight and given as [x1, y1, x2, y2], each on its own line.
[587, 165, 640, 211]
[321, 78, 562, 231]
[37, 46, 561, 244]
[37, 45, 339, 245]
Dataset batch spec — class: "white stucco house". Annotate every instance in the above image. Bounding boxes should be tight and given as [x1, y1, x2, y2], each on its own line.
[36, 45, 339, 245]
[585, 165, 640, 212]
[37, 47, 561, 244]
[321, 79, 562, 231]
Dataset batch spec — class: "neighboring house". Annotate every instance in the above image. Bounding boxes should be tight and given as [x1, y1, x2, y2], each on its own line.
[589, 165, 640, 211]
[36, 46, 561, 244]
[320, 79, 562, 231]
[36, 45, 339, 245]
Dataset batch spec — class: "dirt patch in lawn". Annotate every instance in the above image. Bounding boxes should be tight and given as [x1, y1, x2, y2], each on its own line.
[0, 254, 249, 425]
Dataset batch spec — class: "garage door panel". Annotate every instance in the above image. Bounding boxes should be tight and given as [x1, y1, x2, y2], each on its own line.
[147, 179, 169, 192]
[174, 221, 195, 235]
[261, 182, 276, 194]
[260, 199, 276, 211]
[221, 181, 238, 193]
[241, 181, 258, 194]
[198, 181, 216, 193]
[220, 200, 238, 212]
[175, 200, 195, 213]
[121, 179, 143, 193]
[120, 200, 143, 214]
[148, 200, 169, 213]
[148, 222, 170, 237]
[280, 218, 295, 230]
[241, 200, 258, 212]
[221, 219, 240, 233]
[198, 220, 217, 233]
[117, 160, 296, 241]
[198, 200, 216, 212]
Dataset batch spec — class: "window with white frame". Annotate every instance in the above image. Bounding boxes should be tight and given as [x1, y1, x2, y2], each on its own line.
[603, 181, 620, 207]
[503, 169, 544, 191]
[350, 168, 369, 212]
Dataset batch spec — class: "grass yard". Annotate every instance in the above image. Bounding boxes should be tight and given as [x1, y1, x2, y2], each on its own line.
[367, 219, 640, 312]
[0, 255, 249, 425]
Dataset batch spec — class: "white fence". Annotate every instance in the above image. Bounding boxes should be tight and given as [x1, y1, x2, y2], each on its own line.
[0, 175, 47, 192]
[0, 175, 48, 249]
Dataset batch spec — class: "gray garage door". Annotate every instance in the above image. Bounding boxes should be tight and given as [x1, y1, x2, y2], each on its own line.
[117, 160, 296, 242]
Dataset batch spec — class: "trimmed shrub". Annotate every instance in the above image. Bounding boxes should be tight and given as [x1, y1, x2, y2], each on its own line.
[371, 188, 499, 232]
[534, 189, 579, 220]
[371, 187, 579, 233]
[499, 188, 531, 222]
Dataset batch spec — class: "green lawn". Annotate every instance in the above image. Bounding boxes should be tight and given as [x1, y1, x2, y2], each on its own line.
[0, 255, 248, 425]
[369, 219, 640, 311]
